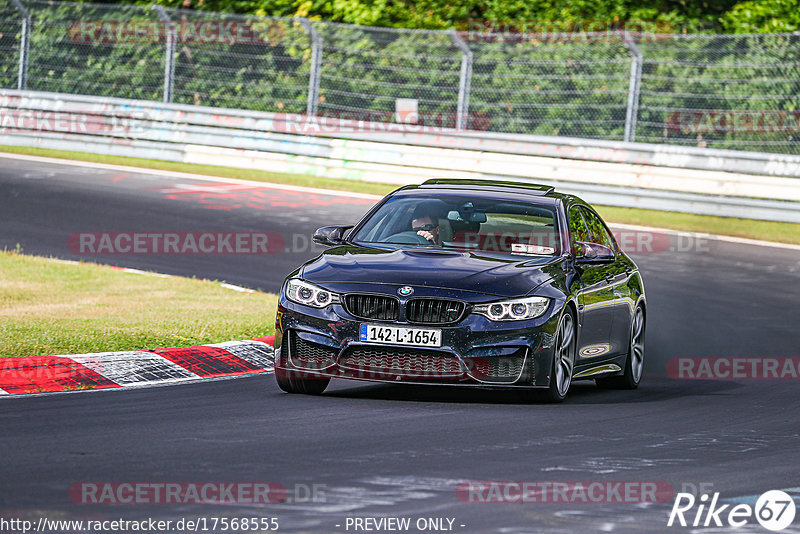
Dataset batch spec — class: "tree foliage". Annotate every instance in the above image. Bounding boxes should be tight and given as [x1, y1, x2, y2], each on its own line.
[128, 0, 799, 33]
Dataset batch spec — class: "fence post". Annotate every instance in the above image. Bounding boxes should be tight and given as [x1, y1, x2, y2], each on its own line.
[448, 30, 473, 131]
[10, 0, 30, 91]
[620, 30, 643, 143]
[153, 5, 175, 103]
[298, 18, 322, 117]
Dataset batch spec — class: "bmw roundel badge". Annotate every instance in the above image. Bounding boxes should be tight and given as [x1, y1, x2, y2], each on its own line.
[398, 286, 414, 296]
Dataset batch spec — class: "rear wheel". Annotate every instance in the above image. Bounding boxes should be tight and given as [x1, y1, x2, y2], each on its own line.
[534, 308, 576, 403]
[276, 374, 330, 395]
[596, 305, 645, 390]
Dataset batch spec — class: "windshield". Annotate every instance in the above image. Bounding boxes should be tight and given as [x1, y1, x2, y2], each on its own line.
[352, 193, 561, 256]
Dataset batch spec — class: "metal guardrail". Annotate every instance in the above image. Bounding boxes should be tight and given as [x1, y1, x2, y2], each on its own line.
[1, 89, 799, 223]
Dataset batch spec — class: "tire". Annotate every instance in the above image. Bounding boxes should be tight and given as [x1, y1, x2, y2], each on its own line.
[596, 305, 645, 390]
[534, 308, 577, 403]
[276, 373, 330, 395]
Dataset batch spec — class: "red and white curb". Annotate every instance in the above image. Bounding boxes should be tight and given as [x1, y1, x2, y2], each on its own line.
[0, 336, 274, 396]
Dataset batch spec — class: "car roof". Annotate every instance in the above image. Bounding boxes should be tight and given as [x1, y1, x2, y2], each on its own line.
[395, 179, 582, 206]
[420, 178, 554, 195]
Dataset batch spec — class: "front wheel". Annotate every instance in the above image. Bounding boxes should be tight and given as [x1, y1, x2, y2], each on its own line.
[276, 373, 330, 395]
[534, 308, 576, 403]
[596, 305, 645, 390]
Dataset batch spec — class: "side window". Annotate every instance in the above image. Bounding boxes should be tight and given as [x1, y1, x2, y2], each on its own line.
[579, 207, 616, 251]
[568, 206, 590, 252]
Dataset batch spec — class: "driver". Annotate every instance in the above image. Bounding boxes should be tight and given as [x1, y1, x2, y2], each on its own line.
[411, 205, 441, 244]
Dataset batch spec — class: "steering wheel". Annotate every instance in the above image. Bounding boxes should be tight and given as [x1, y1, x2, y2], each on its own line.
[381, 231, 433, 245]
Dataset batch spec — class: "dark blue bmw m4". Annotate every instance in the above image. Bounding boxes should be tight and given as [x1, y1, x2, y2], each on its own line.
[274, 179, 646, 402]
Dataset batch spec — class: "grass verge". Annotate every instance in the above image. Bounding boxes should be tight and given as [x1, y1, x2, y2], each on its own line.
[2, 145, 799, 245]
[0, 251, 277, 358]
[595, 206, 800, 245]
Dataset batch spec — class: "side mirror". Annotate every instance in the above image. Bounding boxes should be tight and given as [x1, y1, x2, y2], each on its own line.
[312, 225, 353, 247]
[574, 241, 615, 264]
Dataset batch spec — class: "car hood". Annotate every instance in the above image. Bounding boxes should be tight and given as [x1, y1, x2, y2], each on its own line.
[300, 244, 564, 298]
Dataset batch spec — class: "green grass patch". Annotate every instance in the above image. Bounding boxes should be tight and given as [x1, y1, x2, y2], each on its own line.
[0, 251, 278, 358]
[2, 145, 799, 245]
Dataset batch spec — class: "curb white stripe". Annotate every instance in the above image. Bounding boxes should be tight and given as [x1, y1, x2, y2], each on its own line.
[67, 352, 199, 385]
[0, 388, 8, 395]
[204, 341, 275, 371]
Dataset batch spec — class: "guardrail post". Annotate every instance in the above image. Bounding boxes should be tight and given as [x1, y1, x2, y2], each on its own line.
[153, 6, 176, 103]
[449, 29, 473, 131]
[298, 18, 322, 117]
[620, 30, 643, 143]
[10, 0, 30, 91]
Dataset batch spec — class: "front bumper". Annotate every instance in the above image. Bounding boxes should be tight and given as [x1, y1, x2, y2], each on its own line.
[274, 295, 563, 389]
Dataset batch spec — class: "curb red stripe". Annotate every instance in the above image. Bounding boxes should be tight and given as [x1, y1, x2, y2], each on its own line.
[1, 338, 275, 396]
[152, 346, 264, 377]
[0, 356, 120, 394]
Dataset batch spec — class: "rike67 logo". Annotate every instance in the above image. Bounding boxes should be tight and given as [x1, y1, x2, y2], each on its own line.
[668, 490, 796, 531]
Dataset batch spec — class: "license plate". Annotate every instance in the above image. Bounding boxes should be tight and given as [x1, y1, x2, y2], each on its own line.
[360, 324, 442, 347]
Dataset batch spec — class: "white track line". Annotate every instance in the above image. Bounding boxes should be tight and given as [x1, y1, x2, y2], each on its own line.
[220, 282, 255, 293]
[2, 151, 796, 250]
[50, 258, 261, 291]
[119, 268, 171, 278]
[0, 152, 382, 200]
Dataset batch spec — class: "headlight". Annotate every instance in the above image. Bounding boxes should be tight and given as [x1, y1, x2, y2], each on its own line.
[285, 279, 340, 308]
[473, 296, 550, 321]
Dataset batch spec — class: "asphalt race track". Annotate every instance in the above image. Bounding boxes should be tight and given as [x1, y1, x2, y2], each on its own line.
[1, 155, 799, 533]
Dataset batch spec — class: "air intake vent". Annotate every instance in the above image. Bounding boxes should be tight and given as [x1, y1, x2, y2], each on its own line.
[339, 347, 464, 379]
[288, 331, 338, 370]
[344, 294, 400, 321]
[406, 298, 466, 324]
[463, 349, 527, 384]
